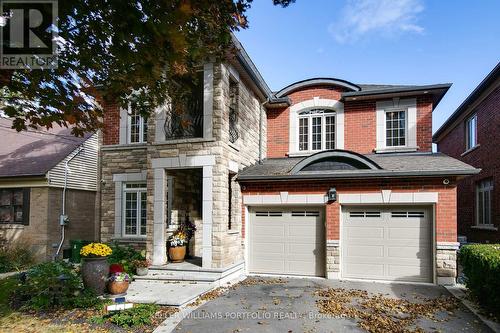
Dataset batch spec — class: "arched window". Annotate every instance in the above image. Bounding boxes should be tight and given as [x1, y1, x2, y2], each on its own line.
[298, 109, 336, 151]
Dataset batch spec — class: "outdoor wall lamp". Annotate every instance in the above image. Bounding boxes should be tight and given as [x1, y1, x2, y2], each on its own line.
[327, 187, 337, 202]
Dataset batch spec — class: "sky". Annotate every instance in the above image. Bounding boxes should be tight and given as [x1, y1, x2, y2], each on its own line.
[235, 0, 500, 133]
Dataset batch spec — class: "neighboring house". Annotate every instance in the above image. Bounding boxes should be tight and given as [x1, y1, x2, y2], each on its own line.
[0, 118, 99, 261]
[100, 36, 478, 285]
[433, 63, 500, 243]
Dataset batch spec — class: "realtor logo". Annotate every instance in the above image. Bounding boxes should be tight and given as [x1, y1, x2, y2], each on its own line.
[0, 0, 58, 69]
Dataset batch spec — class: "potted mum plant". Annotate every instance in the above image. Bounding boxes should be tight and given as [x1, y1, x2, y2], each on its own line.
[80, 243, 112, 295]
[168, 230, 188, 263]
[107, 272, 131, 295]
[132, 259, 151, 276]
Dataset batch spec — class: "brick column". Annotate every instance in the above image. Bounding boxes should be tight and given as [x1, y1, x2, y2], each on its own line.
[326, 201, 340, 279]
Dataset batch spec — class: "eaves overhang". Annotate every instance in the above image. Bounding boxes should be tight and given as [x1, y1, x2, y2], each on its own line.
[237, 168, 480, 182]
[342, 84, 452, 110]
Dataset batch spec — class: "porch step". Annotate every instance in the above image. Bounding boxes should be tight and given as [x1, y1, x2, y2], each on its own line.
[134, 261, 244, 284]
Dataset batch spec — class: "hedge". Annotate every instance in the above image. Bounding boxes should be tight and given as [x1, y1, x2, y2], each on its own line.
[459, 244, 500, 317]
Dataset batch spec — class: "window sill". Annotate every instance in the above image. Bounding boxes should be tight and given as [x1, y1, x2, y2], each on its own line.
[0, 224, 25, 229]
[228, 142, 240, 151]
[374, 146, 418, 154]
[471, 225, 498, 231]
[227, 230, 240, 235]
[153, 137, 215, 145]
[287, 151, 320, 157]
[461, 144, 480, 157]
[102, 143, 147, 151]
[111, 237, 147, 243]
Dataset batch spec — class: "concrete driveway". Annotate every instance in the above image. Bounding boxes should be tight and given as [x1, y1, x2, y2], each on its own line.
[174, 277, 492, 333]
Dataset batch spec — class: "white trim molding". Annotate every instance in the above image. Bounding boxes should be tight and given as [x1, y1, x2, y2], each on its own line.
[376, 98, 418, 153]
[338, 190, 438, 204]
[289, 98, 344, 155]
[243, 192, 327, 205]
[112, 172, 148, 238]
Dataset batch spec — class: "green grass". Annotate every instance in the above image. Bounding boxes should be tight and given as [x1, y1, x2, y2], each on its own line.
[0, 276, 18, 316]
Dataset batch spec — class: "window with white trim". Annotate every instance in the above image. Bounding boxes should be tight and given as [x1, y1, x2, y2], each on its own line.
[123, 183, 147, 236]
[466, 114, 477, 150]
[298, 109, 336, 151]
[386, 110, 406, 147]
[128, 105, 147, 144]
[476, 179, 493, 226]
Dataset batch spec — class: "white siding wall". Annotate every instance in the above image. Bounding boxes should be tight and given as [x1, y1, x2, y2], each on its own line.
[47, 133, 99, 191]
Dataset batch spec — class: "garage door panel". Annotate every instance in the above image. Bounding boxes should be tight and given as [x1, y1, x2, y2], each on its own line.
[343, 206, 432, 283]
[249, 208, 325, 277]
[344, 226, 384, 239]
[345, 245, 384, 257]
[344, 263, 384, 277]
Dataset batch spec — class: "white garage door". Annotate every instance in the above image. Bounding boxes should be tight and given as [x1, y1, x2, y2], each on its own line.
[249, 208, 325, 277]
[342, 206, 432, 283]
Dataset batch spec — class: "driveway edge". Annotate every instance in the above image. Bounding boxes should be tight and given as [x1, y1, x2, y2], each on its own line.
[445, 285, 500, 333]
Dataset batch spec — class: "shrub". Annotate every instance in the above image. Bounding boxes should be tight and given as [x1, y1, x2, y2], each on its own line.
[0, 241, 36, 273]
[459, 244, 500, 318]
[11, 261, 103, 311]
[107, 243, 144, 275]
[101, 304, 159, 328]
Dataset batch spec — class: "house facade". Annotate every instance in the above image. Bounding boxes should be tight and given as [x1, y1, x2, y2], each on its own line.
[433, 63, 500, 243]
[100, 37, 478, 285]
[0, 118, 99, 261]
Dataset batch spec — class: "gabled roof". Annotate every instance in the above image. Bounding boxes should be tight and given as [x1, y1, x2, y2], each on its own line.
[433, 62, 500, 142]
[238, 151, 479, 181]
[0, 118, 92, 178]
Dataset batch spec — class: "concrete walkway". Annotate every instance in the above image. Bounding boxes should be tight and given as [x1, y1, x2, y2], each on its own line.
[127, 280, 215, 307]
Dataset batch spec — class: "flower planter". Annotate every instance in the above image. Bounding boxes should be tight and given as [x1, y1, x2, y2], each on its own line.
[168, 245, 186, 263]
[108, 281, 129, 295]
[136, 267, 148, 276]
[81, 257, 109, 295]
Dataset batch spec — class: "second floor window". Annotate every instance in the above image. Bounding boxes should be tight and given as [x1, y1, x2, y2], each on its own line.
[129, 107, 147, 144]
[476, 179, 493, 226]
[386, 110, 406, 147]
[298, 109, 336, 151]
[123, 183, 147, 237]
[466, 114, 477, 150]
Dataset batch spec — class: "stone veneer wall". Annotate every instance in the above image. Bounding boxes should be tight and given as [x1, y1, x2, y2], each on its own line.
[100, 62, 265, 268]
[100, 147, 148, 245]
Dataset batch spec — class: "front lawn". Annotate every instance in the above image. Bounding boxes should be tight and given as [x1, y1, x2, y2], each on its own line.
[0, 254, 177, 333]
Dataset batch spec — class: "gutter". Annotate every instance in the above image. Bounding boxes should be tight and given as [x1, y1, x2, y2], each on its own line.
[237, 168, 481, 182]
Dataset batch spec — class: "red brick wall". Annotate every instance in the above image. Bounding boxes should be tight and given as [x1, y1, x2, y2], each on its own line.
[417, 96, 433, 151]
[437, 86, 500, 242]
[266, 85, 434, 157]
[267, 108, 289, 158]
[344, 100, 376, 154]
[241, 178, 457, 242]
[102, 102, 120, 145]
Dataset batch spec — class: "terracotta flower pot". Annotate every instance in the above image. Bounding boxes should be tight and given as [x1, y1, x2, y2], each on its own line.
[108, 281, 129, 295]
[136, 267, 148, 276]
[168, 245, 186, 263]
[81, 257, 109, 295]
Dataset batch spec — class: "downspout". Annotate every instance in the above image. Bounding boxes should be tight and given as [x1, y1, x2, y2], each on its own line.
[55, 146, 84, 260]
[258, 98, 269, 164]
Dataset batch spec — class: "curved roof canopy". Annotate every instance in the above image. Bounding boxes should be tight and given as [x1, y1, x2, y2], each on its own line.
[275, 78, 361, 98]
[291, 150, 382, 174]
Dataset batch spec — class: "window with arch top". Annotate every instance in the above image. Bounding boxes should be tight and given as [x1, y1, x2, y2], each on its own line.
[298, 109, 336, 151]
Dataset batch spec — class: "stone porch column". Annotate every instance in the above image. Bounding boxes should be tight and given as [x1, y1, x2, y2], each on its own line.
[152, 168, 167, 265]
[151, 155, 215, 267]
